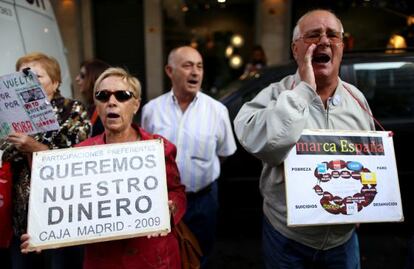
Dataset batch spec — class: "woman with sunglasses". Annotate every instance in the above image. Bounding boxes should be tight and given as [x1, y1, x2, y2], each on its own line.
[75, 59, 110, 136]
[70, 67, 185, 269]
[2, 52, 91, 269]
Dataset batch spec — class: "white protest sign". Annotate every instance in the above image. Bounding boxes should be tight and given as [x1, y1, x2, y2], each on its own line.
[27, 139, 170, 250]
[284, 129, 403, 227]
[0, 70, 59, 139]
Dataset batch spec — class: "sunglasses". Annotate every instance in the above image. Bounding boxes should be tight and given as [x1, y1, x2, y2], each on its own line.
[95, 90, 135, 102]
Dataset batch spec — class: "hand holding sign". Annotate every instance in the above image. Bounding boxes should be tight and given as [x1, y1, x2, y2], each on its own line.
[6, 133, 48, 153]
[20, 234, 41, 254]
[146, 200, 177, 239]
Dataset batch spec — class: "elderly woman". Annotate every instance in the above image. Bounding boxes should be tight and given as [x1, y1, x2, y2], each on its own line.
[75, 59, 110, 136]
[2, 52, 91, 268]
[75, 67, 186, 269]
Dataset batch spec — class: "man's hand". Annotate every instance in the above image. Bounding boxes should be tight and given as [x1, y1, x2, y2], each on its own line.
[6, 133, 48, 153]
[298, 43, 317, 90]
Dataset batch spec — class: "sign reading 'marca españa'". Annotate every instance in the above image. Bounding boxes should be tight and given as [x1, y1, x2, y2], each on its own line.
[284, 130, 403, 227]
[27, 139, 170, 250]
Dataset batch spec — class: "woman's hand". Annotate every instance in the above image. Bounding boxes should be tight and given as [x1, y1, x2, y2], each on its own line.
[6, 133, 48, 153]
[146, 230, 169, 239]
[20, 233, 41, 254]
[146, 200, 176, 239]
[168, 200, 177, 216]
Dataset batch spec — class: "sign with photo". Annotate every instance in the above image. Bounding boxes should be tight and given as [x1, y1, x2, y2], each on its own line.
[284, 129, 403, 226]
[27, 139, 170, 250]
[0, 70, 59, 139]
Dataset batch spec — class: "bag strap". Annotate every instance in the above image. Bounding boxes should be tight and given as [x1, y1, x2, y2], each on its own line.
[90, 108, 99, 125]
[175, 220, 203, 256]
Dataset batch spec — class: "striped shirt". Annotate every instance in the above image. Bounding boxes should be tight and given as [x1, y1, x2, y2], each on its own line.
[141, 90, 237, 192]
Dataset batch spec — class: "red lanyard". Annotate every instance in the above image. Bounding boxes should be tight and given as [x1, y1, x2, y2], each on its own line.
[342, 84, 392, 135]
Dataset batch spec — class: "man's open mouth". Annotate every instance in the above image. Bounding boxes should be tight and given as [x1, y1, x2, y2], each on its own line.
[188, 79, 198, 85]
[312, 53, 331, 63]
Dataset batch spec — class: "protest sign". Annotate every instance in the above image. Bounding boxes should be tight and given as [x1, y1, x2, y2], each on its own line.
[284, 129, 403, 226]
[0, 70, 59, 139]
[27, 139, 170, 250]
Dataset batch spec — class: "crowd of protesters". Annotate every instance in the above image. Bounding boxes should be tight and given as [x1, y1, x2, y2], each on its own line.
[0, 8, 413, 269]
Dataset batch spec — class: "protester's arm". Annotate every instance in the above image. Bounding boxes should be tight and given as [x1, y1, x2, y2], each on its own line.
[6, 133, 48, 153]
[146, 139, 186, 238]
[234, 80, 317, 167]
[216, 105, 237, 159]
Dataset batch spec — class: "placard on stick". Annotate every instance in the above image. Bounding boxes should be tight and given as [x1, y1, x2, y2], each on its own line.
[27, 139, 170, 250]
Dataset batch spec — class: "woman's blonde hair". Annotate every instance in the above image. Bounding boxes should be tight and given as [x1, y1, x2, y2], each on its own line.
[94, 67, 141, 100]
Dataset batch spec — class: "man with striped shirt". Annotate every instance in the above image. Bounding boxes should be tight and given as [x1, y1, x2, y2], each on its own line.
[141, 46, 237, 267]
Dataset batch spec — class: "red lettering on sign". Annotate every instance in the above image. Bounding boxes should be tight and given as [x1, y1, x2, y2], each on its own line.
[12, 121, 34, 133]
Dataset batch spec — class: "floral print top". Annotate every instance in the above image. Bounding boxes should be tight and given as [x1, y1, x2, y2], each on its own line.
[1, 91, 91, 236]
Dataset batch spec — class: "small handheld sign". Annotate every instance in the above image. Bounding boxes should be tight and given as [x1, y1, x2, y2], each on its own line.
[0, 70, 59, 139]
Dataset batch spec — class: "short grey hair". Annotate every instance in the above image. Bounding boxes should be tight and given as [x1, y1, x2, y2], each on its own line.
[292, 9, 344, 42]
[167, 47, 180, 68]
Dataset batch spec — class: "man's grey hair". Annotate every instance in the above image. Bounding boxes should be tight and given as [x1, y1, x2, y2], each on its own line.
[167, 47, 181, 68]
[291, 9, 344, 42]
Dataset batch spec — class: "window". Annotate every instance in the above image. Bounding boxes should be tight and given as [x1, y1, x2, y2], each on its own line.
[354, 62, 414, 121]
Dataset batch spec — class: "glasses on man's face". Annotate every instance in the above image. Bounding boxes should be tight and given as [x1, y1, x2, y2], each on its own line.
[298, 30, 343, 44]
[95, 90, 135, 102]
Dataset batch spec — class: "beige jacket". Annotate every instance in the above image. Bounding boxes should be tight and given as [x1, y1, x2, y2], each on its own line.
[234, 72, 375, 250]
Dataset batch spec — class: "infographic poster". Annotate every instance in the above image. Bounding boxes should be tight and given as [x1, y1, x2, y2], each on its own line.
[284, 130, 403, 227]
